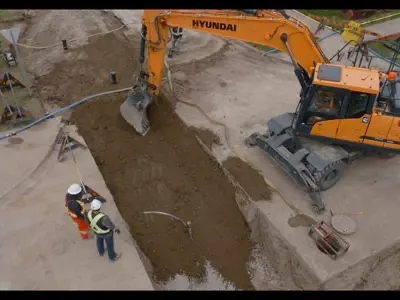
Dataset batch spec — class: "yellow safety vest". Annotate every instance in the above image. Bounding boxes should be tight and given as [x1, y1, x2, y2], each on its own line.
[87, 210, 111, 235]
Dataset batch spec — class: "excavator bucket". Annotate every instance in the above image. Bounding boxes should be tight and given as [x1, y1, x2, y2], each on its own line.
[120, 84, 153, 136]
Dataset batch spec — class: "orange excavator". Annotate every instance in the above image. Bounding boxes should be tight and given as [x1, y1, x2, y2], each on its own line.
[120, 9, 399, 213]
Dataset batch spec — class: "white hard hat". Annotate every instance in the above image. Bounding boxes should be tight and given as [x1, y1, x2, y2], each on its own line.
[91, 199, 102, 211]
[67, 183, 82, 195]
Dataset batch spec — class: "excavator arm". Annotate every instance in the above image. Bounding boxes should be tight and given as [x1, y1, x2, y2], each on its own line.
[120, 9, 330, 135]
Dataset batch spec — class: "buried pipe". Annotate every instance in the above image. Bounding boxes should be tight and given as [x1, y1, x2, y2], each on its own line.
[141, 211, 193, 241]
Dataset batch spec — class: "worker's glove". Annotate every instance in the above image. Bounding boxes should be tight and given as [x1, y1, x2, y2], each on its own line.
[115, 228, 121, 235]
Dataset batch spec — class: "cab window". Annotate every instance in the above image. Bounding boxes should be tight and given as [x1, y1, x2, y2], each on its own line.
[308, 86, 345, 118]
[345, 92, 371, 118]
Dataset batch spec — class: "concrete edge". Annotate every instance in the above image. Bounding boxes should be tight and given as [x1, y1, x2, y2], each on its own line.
[195, 136, 322, 290]
[360, 12, 400, 26]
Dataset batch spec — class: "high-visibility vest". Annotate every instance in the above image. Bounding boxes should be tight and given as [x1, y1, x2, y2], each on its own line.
[66, 200, 86, 219]
[87, 210, 111, 235]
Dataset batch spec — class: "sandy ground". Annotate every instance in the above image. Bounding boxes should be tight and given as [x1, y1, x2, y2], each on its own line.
[8, 9, 400, 290]
[0, 118, 154, 290]
[13, 10, 285, 290]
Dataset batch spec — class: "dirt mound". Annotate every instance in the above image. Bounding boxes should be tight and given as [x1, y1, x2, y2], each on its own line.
[33, 20, 255, 288]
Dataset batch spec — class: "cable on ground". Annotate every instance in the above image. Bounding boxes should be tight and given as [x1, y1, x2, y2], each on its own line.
[17, 22, 140, 50]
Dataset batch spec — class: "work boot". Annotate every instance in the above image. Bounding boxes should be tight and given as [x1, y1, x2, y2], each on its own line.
[111, 253, 122, 262]
[99, 248, 107, 257]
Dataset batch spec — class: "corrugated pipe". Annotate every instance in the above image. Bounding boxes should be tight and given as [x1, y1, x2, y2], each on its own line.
[0, 87, 132, 141]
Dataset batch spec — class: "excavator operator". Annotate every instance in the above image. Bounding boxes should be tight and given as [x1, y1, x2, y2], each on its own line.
[313, 90, 343, 116]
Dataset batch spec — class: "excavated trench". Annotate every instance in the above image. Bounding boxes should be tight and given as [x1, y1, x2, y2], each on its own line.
[30, 29, 289, 289]
[72, 95, 257, 289]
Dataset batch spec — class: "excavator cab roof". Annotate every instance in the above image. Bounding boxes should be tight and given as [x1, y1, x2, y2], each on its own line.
[312, 64, 380, 95]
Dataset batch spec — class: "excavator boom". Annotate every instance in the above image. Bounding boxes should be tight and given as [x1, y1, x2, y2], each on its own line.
[120, 9, 330, 134]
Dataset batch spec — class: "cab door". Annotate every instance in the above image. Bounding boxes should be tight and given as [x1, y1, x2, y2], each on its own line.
[336, 92, 373, 143]
[306, 86, 346, 139]
[384, 118, 400, 150]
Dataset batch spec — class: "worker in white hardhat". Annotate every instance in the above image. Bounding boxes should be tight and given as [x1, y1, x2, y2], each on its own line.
[65, 183, 90, 240]
[87, 199, 122, 262]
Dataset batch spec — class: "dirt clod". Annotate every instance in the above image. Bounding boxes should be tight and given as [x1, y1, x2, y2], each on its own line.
[222, 157, 272, 201]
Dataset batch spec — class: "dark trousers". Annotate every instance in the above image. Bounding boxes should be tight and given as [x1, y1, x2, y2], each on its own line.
[171, 36, 182, 51]
[96, 233, 117, 260]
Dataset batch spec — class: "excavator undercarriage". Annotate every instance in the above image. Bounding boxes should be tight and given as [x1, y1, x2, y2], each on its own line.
[246, 112, 364, 213]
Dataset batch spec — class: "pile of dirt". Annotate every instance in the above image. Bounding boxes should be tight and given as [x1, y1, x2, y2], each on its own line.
[32, 18, 255, 289]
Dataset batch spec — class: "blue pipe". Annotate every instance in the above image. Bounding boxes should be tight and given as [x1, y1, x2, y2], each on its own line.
[262, 29, 400, 68]
[0, 87, 132, 141]
[263, 31, 338, 55]
[367, 47, 400, 68]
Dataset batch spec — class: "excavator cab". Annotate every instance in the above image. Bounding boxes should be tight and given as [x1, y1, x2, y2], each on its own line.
[294, 64, 381, 146]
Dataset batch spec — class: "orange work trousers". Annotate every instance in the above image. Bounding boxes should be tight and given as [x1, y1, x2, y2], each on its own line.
[71, 217, 89, 240]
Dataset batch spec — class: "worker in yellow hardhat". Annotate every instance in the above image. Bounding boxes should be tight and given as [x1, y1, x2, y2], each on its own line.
[65, 183, 90, 240]
[87, 199, 122, 262]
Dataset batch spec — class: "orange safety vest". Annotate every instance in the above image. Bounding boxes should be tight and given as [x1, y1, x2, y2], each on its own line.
[66, 200, 86, 219]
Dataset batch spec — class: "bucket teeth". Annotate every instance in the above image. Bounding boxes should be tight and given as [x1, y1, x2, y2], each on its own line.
[120, 90, 153, 136]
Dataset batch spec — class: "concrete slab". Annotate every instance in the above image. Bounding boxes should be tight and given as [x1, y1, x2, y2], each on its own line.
[0, 120, 154, 290]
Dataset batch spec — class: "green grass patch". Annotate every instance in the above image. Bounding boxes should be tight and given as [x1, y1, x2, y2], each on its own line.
[0, 10, 23, 22]
[299, 10, 400, 25]
[299, 10, 344, 20]
[368, 38, 400, 63]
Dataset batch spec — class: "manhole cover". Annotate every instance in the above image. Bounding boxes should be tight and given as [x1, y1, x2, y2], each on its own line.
[8, 137, 24, 144]
[331, 214, 356, 235]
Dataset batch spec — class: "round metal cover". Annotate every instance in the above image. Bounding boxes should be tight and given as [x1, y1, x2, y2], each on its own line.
[331, 214, 356, 235]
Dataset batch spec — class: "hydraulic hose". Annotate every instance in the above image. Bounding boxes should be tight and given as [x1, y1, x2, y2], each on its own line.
[0, 87, 132, 141]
